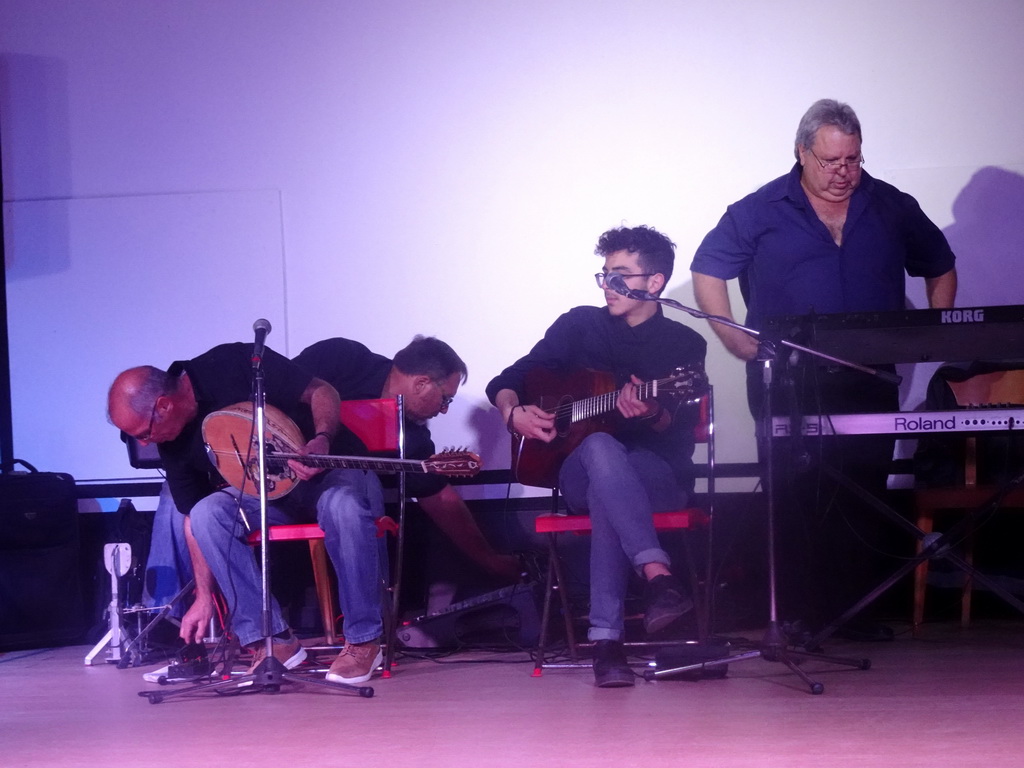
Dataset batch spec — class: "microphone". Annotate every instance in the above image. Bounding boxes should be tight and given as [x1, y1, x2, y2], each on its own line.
[604, 272, 654, 301]
[252, 318, 272, 365]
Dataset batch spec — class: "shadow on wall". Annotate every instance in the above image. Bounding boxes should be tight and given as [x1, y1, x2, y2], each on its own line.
[1, 54, 71, 280]
[468, 402, 511, 477]
[943, 165, 1024, 310]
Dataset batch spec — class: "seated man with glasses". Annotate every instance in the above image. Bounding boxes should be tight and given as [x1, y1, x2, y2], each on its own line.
[292, 335, 521, 585]
[107, 345, 354, 680]
[487, 225, 708, 687]
[108, 335, 518, 687]
[690, 98, 957, 645]
[290, 334, 521, 679]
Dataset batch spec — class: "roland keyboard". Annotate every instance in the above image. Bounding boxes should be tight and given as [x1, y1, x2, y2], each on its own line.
[770, 408, 1024, 437]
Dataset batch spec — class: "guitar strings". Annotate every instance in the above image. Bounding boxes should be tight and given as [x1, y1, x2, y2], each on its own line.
[540, 375, 683, 420]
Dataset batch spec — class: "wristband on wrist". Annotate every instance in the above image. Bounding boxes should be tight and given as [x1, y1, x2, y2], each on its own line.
[506, 404, 524, 435]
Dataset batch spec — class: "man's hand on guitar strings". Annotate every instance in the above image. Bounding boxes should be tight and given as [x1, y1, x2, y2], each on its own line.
[509, 404, 557, 443]
[617, 375, 659, 420]
[287, 433, 330, 480]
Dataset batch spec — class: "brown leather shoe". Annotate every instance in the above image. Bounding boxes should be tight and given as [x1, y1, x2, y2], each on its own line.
[326, 639, 383, 684]
[245, 632, 307, 673]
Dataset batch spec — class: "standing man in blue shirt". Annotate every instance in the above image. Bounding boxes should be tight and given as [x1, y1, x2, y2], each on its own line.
[691, 99, 957, 642]
[691, 98, 956, 365]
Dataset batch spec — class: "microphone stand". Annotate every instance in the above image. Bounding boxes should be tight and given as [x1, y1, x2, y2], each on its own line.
[139, 327, 373, 703]
[629, 287, 880, 694]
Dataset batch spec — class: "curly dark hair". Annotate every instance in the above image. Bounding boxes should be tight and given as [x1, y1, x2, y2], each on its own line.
[594, 225, 676, 289]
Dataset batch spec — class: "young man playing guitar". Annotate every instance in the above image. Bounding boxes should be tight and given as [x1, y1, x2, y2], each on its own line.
[486, 225, 708, 687]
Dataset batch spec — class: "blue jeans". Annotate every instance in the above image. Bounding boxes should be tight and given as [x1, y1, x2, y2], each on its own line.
[558, 432, 685, 642]
[188, 469, 387, 646]
[142, 483, 194, 618]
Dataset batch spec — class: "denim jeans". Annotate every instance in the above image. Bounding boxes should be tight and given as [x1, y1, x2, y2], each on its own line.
[188, 468, 387, 646]
[142, 483, 194, 617]
[558, 432, 685, 642]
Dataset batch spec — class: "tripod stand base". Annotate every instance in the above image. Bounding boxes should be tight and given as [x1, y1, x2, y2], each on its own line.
[85, 626, 130, 665]
[643, 624, 870, 695]
[137, 656, 375, 704]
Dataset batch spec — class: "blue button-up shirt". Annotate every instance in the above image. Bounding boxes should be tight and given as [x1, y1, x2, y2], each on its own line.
[691, 164, 956, 329]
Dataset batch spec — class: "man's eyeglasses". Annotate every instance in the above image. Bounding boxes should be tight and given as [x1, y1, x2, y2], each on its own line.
[432, 381, 455, 409]
[594, 272, 654, 289]
[132, 401, 160, 443]
[809, 149, 864, 173]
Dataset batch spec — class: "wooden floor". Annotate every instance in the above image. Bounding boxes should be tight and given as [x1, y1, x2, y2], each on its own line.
[2, 620, 1023, 767]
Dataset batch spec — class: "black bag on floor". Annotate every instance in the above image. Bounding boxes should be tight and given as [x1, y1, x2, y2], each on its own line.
[0, 459, 85, 650]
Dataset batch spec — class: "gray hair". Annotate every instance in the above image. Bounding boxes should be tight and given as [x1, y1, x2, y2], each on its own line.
[794, 99, 862, 160]
[107, 365, 176, 420]
[131, 366, 175, 414]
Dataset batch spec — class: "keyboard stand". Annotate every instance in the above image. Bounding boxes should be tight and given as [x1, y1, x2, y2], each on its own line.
[807, 462, 1024, 650]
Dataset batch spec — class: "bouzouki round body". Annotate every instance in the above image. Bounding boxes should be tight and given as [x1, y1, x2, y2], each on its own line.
[202, 402, 305, 500]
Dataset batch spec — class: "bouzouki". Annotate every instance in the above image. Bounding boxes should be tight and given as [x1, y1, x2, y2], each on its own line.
[512, 365, 707, 488]
[203, 402, 482, 500]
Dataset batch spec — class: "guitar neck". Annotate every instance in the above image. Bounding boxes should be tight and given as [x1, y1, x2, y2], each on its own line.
[268, 453, 427, 474]
[564, 379, 663, 424]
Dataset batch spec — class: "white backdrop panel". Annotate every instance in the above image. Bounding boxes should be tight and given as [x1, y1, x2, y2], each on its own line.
[4, 190, 286, 481]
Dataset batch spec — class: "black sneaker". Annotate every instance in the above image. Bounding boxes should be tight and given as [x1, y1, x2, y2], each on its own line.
[592, 640, 634, 688]
[643, 574, 693, 635]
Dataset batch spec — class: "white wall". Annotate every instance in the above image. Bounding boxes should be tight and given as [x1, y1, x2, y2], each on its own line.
[3, 0, 1023, 494]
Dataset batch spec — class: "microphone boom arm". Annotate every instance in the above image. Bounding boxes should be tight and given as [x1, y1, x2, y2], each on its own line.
[644, 294, 900, 386]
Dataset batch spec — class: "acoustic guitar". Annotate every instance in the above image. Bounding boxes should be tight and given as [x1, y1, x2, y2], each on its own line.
[202, 401, 482, 500]
[511, 365, 707, 488]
